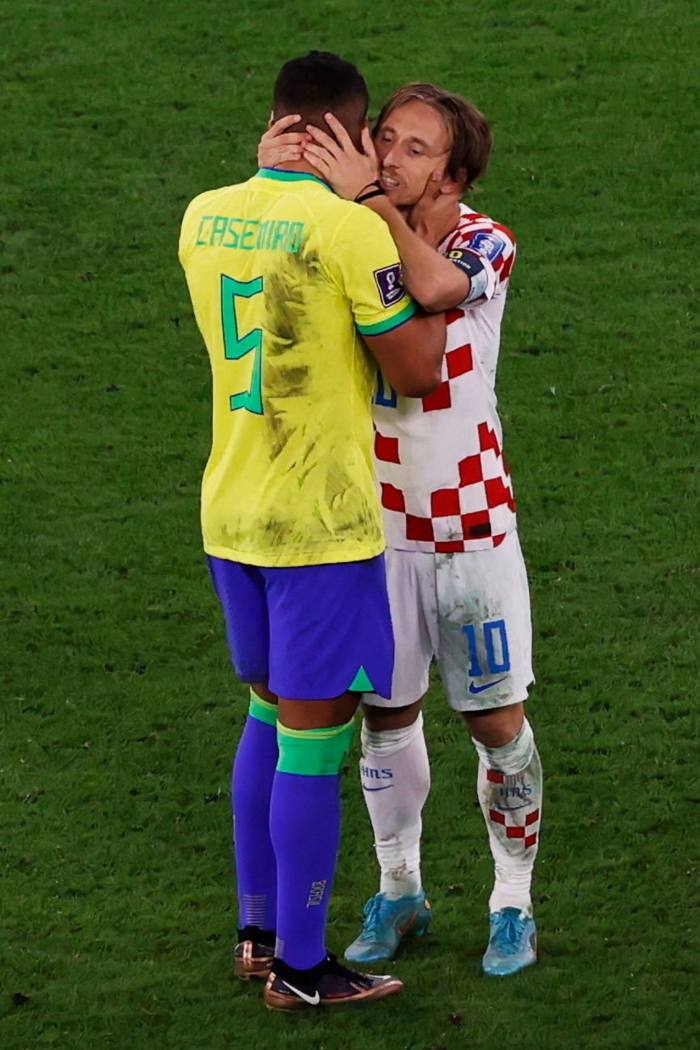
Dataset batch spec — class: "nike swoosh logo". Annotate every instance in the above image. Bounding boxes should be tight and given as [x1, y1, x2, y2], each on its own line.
[362, 784, 395, 792]
[281, 980, 320, 1006]
[493, 801, 529, 812]
[397, 913, 417, 937]
[469, 676, 507, 695]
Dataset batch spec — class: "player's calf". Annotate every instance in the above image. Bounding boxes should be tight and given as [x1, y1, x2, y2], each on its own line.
[467, 714, 542, 974]
[360, 711, 430, 899]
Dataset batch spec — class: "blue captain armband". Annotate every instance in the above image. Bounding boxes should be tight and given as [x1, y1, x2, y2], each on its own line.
[446, 248, 489, 303]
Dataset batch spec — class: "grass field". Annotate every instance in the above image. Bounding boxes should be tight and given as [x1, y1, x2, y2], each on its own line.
[1, 0, 698, 1047]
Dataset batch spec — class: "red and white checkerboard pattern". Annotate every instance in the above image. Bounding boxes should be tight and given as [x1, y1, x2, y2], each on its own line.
[442, 215, 517, 292]
[373, 205, 518, 554]
[486, 769, 539, 850]
[376, 413, 515, 551]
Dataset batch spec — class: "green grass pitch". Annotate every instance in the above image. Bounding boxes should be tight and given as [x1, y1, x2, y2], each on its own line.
[1, 1, 698, 1047]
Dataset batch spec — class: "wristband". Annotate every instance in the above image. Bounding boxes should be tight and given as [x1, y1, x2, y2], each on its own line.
[355, 180, 380, 198]
[354, 182, 386, 204]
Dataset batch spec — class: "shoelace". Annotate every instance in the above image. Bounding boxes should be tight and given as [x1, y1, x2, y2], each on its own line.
[491, 912, 527, 956]
[360, 895, 386, 939]
[325, 953, 372, 989]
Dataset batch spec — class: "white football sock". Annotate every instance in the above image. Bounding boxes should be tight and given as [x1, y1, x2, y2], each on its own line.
[360, 712, 430, 900]
[472, 718, 542, 915]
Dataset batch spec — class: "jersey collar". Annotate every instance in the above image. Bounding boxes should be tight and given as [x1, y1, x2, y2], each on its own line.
[255, 167, 333, 191]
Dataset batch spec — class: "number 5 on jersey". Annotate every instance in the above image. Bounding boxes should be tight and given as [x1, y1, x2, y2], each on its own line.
[221, 274, 264, 415]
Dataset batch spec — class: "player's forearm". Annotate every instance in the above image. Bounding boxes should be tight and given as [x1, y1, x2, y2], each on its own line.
[415, 310, 448, 375]
[363, 309, 446, 398]
[364, 196, 469, 312]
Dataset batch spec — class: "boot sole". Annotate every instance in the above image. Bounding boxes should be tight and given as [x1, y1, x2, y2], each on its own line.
[264, 977, 403, 1011]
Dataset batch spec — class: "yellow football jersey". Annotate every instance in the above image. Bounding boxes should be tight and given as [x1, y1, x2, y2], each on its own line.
[179, 168, 416, 567]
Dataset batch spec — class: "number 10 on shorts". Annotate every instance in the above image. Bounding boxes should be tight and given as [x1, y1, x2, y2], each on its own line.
[462, 619, 511, 678]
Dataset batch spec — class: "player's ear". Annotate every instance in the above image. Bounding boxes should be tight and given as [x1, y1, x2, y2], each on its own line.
[437, 168, 467, 196]
[429, 160, 452, 185]
[442, 167, 468, 194]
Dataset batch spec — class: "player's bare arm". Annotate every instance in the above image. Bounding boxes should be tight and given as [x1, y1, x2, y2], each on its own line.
[361, 183, 468, 312]
[303, 113, 470, 313]
[363, 311, 445, 398]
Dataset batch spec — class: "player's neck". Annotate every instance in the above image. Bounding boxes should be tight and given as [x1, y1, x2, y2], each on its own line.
[268, 159, 329, 183]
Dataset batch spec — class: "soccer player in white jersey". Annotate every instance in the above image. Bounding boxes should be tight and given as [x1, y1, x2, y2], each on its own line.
[261, 83, 542, 976]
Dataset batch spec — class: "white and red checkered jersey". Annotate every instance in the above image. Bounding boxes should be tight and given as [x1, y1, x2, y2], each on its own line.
[373, 203, 517, 553]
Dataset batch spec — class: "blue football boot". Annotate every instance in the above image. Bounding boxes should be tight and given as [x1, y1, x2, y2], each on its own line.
[482, 907, 537, 976]
[344, 891, 432, 963]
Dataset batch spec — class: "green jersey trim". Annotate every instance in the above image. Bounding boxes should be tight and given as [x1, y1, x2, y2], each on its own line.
[255, 167, 333, 191]
[356, 300, 417, 337]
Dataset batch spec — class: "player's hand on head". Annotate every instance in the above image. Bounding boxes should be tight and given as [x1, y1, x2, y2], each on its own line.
[302, 112, 379, 201]
[257, 114, 306, 168]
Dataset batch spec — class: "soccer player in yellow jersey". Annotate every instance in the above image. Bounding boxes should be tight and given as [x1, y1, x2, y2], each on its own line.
[179, 52, 445, 1010]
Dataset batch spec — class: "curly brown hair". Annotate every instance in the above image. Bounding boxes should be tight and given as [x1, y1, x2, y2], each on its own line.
[374, 83, 492, 190]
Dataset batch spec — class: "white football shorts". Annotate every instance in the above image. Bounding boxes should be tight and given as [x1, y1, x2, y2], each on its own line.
[364, 531, 534, 712]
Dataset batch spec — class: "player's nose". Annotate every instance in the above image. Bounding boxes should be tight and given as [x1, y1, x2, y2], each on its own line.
[381, 143, 402, 169]
[381, 162, 401, 185]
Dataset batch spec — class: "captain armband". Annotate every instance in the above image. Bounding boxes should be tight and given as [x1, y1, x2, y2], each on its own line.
[446, 248, 490, 303]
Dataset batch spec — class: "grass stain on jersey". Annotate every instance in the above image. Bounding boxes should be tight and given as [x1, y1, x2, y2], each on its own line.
[263, 249, 320, 460]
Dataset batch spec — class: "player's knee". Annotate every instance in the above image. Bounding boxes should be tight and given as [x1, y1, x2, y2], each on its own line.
[464, 701, 525, 748]
[277, 693, 360, 730]
[472, 716, 539, 782]
[360, 709, 428, 771]
[360, 711, 430, 806]
[362, 697, 423, 732]
[250, 682, 278, 704]
[276, 718, 356, 777]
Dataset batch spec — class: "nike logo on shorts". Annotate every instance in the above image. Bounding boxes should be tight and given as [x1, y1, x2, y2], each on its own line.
[280, 980, 320, 1006]
[469, 676, 507, 695]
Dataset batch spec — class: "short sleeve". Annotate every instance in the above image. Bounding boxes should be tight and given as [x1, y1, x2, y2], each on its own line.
[443, 221, 517, 310]
[325, 206, 417, 335]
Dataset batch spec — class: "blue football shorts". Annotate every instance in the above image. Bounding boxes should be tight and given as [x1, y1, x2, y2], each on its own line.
[207, 554, 395, 700]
